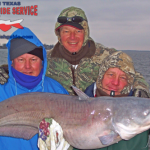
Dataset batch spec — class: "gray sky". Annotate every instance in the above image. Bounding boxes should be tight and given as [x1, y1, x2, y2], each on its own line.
[0, 0, 150, 50]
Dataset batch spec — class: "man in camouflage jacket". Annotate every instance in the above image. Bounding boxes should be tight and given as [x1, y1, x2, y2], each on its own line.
[46, 6, 149, 97]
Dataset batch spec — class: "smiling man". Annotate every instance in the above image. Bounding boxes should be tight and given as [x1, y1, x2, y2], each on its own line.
[59, 26, 85, 53]
[85, 51, 136, 97]
[102, 68, 128, 96]
[46, 6, 149, 98]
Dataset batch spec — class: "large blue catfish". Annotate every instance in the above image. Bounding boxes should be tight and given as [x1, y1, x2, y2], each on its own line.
[0, 87, 150, 149]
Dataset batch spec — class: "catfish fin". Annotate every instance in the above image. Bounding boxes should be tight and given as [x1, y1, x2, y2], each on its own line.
[0, 125, 38, 140]
[99, 132, 119, 145]
[71, 85, 89, 100]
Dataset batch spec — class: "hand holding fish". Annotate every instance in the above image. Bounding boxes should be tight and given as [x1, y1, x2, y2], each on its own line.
[38, 118, 70, 150]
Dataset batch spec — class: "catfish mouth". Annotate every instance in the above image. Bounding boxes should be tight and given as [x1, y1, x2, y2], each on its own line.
[112, 109, 150, 140]
[114, 119, 150, 140]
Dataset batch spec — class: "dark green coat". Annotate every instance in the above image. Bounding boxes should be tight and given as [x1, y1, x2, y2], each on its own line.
[73, 130, 149, 150]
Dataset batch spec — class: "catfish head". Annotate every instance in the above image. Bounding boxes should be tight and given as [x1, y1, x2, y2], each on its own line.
[112, 96, 150, 140]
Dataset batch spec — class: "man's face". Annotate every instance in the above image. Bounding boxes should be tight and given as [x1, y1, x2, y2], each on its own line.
[60, 26, 85, 53]
[12, 53, 43, 76]
[102, 68, 128, 95]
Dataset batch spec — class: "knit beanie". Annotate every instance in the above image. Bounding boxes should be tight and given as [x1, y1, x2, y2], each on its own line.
[10, 38, 43, 60]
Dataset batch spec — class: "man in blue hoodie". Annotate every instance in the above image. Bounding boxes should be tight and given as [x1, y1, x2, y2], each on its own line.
[0, 27, 68, 150]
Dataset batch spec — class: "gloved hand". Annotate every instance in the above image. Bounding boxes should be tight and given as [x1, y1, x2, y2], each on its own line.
[38, 118, 70, 150]
[133, 89, 150, 98]
[0, 66, 9, 84]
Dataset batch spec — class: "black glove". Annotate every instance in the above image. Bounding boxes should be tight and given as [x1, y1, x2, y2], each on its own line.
[0, 67, 9, 84]
[133, 89, 150, 98]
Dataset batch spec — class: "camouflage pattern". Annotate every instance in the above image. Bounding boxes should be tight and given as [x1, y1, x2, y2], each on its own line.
[47, 6, 150, 96]
[55, 6, 89, 46]
[96, 51, 136, 94]
[0, 65, 9, 85]
[46, 46, 149, 96]
[133, 72, 150, 96]
[46, 43, 116, 95]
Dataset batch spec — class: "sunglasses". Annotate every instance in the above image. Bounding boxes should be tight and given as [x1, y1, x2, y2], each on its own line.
[57, 16, 87, 24]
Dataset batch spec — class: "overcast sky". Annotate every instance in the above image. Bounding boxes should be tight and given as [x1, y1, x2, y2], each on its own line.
[0, 0, 150, 50]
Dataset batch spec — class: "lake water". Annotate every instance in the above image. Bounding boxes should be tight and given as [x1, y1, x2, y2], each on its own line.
[122, 50, 150, 88]
[0, 49, 8, 66]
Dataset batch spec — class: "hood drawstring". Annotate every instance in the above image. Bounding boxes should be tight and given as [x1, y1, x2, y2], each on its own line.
[42, 77, 44, 92]
[13, 77, 17, 95]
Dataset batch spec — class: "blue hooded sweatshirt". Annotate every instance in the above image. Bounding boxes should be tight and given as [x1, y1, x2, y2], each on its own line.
[0, 27, 69, 150]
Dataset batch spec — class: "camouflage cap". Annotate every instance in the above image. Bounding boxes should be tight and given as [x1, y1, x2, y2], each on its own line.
[96, 51, 136, 94]
[55, 6, 90, 46]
